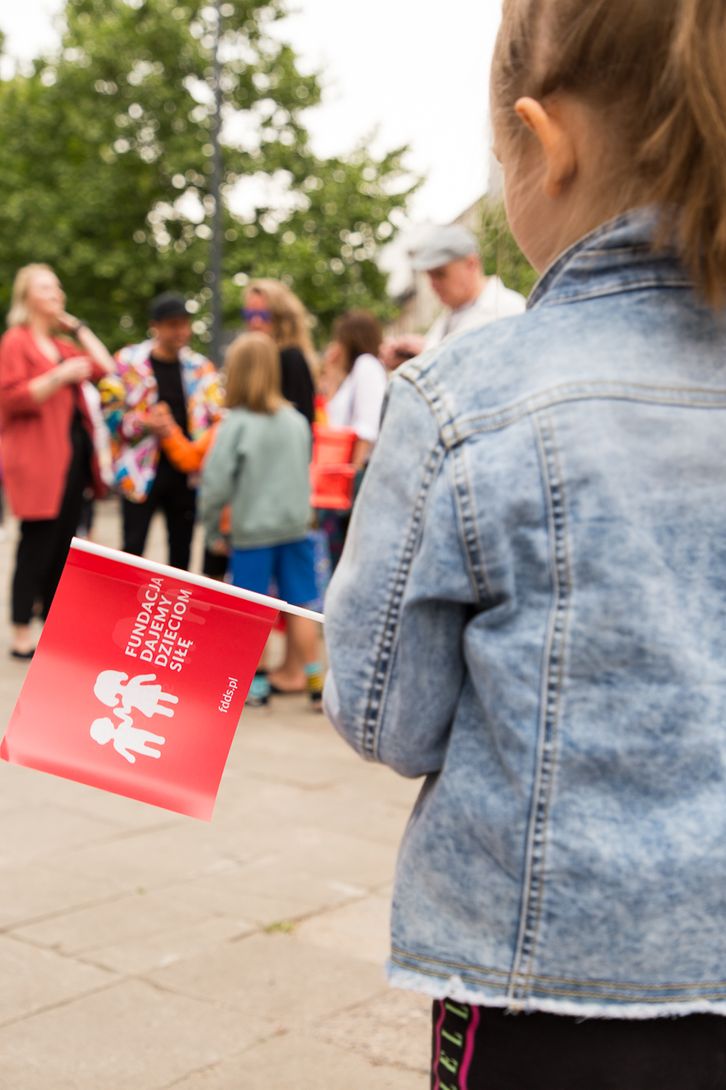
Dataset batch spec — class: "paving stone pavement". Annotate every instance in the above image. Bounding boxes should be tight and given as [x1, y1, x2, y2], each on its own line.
[0, 499, 430, 1089]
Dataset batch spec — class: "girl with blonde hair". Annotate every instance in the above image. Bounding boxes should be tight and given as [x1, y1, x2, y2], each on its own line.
[324, 0, 726, 1083]
[200, 332, 322, 706]
[242, 278, 319, 693]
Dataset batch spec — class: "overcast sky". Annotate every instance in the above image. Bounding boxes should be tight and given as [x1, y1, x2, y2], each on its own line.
[0, 0, 502, 224]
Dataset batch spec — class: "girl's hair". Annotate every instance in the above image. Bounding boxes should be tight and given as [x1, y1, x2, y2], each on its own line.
[246, 278, 318, 366]
[224, 332, 285, 414]
[332, 310, 383, 374]
[493, 0, 726, 306]
[7, 263, 57, 326]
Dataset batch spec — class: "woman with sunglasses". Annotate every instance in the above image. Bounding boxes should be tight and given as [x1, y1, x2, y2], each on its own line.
[241, 280, 316, 428]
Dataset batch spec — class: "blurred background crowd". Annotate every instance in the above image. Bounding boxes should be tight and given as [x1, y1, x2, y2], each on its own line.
[0, 0, 533, 704]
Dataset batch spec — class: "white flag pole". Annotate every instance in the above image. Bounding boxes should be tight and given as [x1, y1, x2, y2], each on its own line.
[70, 539, 325, 624]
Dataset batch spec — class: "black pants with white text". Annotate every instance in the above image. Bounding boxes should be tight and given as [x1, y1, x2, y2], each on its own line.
[431, 998, 726, 1090]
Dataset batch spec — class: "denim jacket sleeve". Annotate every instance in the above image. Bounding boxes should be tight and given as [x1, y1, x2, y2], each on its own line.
[323, 372, 479, 778]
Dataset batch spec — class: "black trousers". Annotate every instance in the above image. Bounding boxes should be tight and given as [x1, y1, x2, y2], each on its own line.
[12, 428, 90, 625]
[431, 999, 726, 1090]
[122, 467, 196, 571]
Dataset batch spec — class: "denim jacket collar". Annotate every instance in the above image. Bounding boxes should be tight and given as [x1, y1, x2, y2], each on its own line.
[528, 206, 692, 310]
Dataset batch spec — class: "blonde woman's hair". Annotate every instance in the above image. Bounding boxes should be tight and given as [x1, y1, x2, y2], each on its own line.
[224, 332, 285, 415]
[493, 0, 726, 307]
[247, 278, 318, 366]
[7, 263, 57, 327]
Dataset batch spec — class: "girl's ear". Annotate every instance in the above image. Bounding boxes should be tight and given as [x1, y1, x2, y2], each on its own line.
[514, 97, 577, 199]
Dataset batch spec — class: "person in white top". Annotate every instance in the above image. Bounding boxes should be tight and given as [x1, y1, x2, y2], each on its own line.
[381, 224, 526, 367]
[324, 311, 387, 468]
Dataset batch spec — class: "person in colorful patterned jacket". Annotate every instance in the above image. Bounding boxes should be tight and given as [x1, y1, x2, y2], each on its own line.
[99, 293, 222, 570]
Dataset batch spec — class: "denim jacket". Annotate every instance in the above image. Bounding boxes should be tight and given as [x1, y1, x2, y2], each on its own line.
[324, 209, 726, 1018]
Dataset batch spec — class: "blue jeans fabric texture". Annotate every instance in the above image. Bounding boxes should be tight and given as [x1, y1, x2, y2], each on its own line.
[324, 207, 726, 1018]
[231, 537, 317, 606]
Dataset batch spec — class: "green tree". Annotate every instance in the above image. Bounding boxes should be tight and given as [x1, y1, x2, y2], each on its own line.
[0, 0, 417, 351]
[229, 138, 414, 334]
[478, 198, 538, 298]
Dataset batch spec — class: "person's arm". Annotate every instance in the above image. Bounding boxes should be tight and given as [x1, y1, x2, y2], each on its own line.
[323, 375, 478, 778]
[28, 358, 92, 405]
[160, 423, 214, 473]
[0, 331, 90, 416]
[348, 355, 387, 467]
[58, 313, 115, 378]
[350, 438, 373, 470]
[379, 335, 425, 372]
[199, 416, 242, 548]
[119, 407, 151, 441]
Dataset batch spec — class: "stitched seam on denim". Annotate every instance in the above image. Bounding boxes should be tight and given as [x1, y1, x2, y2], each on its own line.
[405, 375, 726, 443]
[574, 244, 656, 257]
[510, 982, 726, 1001]
[392, 958, 726, 1002]
[527, 215, 657, 306]
[391, 955, 509, 990]
[536, 279, 691, 308]
[508, 415, 570, 1003]
[399, 370, 445, 419]
[399, 370, 460, 447]
[526, 210, 669, 308]
[522, 418, 572, 981]
[450, 445, 491, 602]
[392, 946, 509, 979]
[360, 440, 446, 759]
[391, 945, 726, 991]
[451, 384, 726, 439]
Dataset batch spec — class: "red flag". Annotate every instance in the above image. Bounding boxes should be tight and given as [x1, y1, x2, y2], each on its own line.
[0, 540, 320, 820]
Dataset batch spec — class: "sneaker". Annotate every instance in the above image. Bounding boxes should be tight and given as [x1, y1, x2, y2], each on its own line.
[246, 672, 270, 707]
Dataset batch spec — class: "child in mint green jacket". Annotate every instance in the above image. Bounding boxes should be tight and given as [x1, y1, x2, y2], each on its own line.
[200, 332, 322, 706]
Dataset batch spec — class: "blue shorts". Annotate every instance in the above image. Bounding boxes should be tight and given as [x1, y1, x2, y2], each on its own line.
[231, 538, 317, 607]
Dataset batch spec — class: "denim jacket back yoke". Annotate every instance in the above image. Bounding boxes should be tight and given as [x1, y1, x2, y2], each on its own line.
[324, 209, 726, 1018]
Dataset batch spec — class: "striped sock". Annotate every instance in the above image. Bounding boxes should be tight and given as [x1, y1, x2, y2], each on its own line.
[304, 662, 324, 704]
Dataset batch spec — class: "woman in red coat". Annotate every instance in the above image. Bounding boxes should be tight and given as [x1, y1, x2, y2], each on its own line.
[0, 264, 114, 658]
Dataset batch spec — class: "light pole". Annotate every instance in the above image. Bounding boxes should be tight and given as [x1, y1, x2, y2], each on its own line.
[210, 0, 224, 364]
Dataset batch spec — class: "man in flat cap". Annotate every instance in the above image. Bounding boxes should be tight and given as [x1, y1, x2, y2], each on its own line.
[100, 292, 222, 570]
[383, 224, 525, 368]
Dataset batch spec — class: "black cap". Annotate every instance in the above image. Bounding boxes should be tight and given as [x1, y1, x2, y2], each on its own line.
[149, 292, 190, 323]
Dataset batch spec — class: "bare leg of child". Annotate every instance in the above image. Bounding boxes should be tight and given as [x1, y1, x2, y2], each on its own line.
[273, 615, 323, 707]
[268, 637, 307, 694]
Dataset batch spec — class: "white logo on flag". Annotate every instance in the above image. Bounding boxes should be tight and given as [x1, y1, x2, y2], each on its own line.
[94, 670, 178, 718]
[90, 671, 178, 764]
[90, 711, 166, 765]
